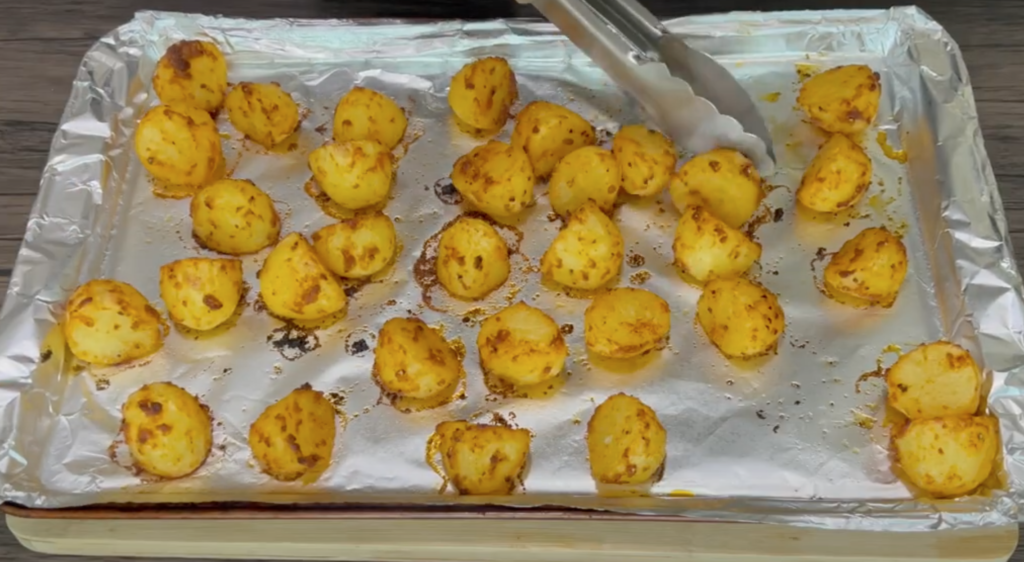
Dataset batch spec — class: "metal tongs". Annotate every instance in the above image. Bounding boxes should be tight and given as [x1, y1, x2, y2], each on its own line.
[519, 0, 775, 175]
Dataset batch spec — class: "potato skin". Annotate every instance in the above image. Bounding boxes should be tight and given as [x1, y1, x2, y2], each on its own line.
[541, 201, 624, 290]
[434, 420, 531, 495]
[585, 288, 671, 358]
[548, 146, 621, 217]
[135, 105, 223, 187]
[448, 57, 518, 132]
[450, 140, 534, 219]
[797, 133, 872, 213]
[159, 257, 244, 331]
[893, 415, 999, 498]
[248, 385, 337, 482]
[258, 232, 348, 321]
[308, 140, 394, 211]
[332, 87, 407, 150]
[436, 216, 510, 300]
[798, 64, 881, 135]
[122, 382, 212, 479]
[887, 342, 981, 420]
[152, 40, 228, 112]
[225, 82, 301, 149]
[823, 227, 908, 308]
[697, 278, 785, 359]
[669, 148, 764, 228]
[190, 179, 281, 256]
[373, 317, 464, 401]
[612, 125, 677, 197]
[311, 212, 397, 279]
[64, 279, 165, 366]
[511, 101, 596, 178]
[477, 302, 567, 387]
[587, 393, 667, 485]
[673, 206, 761, 283]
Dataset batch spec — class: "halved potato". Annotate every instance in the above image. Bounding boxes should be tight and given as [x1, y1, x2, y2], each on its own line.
[672, 206, 761, 283]
[697, 278, 785, 359]
[587, 393, 666, 485]
[893, 415, 999, 498]
[159, 257, 243, 331]
[548, 146, 620, 217]
[332, 87, 407, 150]
[797, 64, 881, 135]
[225, 82, 301, 149]
[450, 140, 534, 219]
[311, 212, 397, 279]
[308, 140, 394, 211]
[433, 420, 531, 495]
[511, 101, 596, 178]
[64, 279, 165, 366]
[669, 148, 764, 228]
[122, 382, 213, 479]
[585, 288, 671, 358]
[190, 178, 281, 256]
[887, 341, 981, 420]
[248, 384, 337, 482]
[448, 57, 518, 133]
[258, 232, 348, 321]
[436, 216, 510, 300]
[135, 104, 223, 187]
[612, 125, 677, 197]
[477, 302, 567, 388]
[152, 40, 228, 112]
[823, 227, 908, 308]
[541, 201, 624, 290]
[373, 317, 464, 405]
[797, 133, 872, 213]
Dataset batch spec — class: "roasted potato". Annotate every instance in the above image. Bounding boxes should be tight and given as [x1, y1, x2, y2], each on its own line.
[669, 148, 764, 229]
[122, 382, 213, 479]
[190, 179, 282, 255]
[796, 133, 872, 213]
[152, 40, 228, 112]
[823, 227, 908, 308]
[587, 393, 666, 485]
[64, 279, 165, 366]
[311, 212, 397, 279]
[887, 342, 981, 420]
[448, 57, 518, 133]
[612, 125, 677, 197]
[159, 257, 243, 331]
[672, 206, 761, 283]
[450, 140, 534, 219]
[436, 216, 510, 300]
[477, 302, 567, 388]
[584, 288, 671, 359]
[373, 317, 464, 404]
[248, 384, 337, 482]
[797, 64, 881, 135]
[511, 101, 596, 178]
[135, 104, 223, 187]
[893, 415, 999, 498]
[433, 420, 531, 495]
[541, 201, 624, 290]
[332, 87, 407, 150]
[225, 82, 301, 149]
[697, 278, 785, 359]
[548, 146, 620, 217]
[258, 232, 348, 321]
[308, 140, 394, 211]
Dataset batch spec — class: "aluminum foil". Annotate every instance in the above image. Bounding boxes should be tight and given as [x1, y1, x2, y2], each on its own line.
[1, 7, 1023, 531]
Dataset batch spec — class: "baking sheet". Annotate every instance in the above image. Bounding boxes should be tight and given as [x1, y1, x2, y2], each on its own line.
[0, 7, 1023, 531]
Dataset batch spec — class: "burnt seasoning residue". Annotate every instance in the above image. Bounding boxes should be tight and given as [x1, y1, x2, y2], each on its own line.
[268, 324, 322, 361]
[432, 178, 463, 205]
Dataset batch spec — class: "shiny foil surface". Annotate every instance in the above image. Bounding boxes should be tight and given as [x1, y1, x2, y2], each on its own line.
[1, 7, 1023, 531]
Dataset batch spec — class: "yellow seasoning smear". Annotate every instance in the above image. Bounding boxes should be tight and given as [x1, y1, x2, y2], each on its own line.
[760, 92, 781, 103]
[668, 489, 695, 497]
[796, 63, 820, 82]
[876, 131, 908, 163]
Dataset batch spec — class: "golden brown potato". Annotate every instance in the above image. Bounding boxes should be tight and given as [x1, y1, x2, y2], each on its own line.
[796, 133, 872, 213]
[587, 393, 666, 485]
[308, 140, 394, 211]
[893, 415, 999, 498]
[585, 288, 671, 359]
[373, 317, 464, 406]
[311, 212, 397, 279]
[190, 179, 282, 256]
[612, 125, 677, 197]
[511, 101, 596, 178]
[823, 227, 908, 308]
[152, 40, 228, 113]
[225, 82, 301, 149]
[332, 87, 408, 150]
[477, 302, 567, 388]
[669, 148, 764, 229]
[122, 382, 213, 479]
[436, 216, 510, 300]
[248, 384, 337, 482]
[548, 146, 620, 217]
[448, 57, 518, 133]
[63, 279, 165, 366]
[450, 140, 534, 219]
[135, 104, 223, 187]
[673, 206, 761, 283]
[697, 278, 785, 359]
[798, 64, 881, 135]
[159, 258, 243, 331]
[433, 420, 531, 495]
[541, 201, 624, 290]
[887, 342, 981, 420]
[258, 232, 348, 321]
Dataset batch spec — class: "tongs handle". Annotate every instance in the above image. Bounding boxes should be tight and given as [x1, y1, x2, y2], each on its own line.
[584, 0, 665, 58]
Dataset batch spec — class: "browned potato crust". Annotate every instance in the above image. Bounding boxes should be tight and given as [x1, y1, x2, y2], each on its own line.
[64, 279, 165, 366]
[586, 393, 667, 485]
[373, 317, 464, 404]
[122, 382, 212, 479]
[823, 227, 908, 308]
[672, 206, 761, 283]
[332, 87, 408, 150]
[696, 278, 785, 359]
[796, 133, 872, 213]
[797, 64, 881, 135]
[511, 101, 596, 178]
[669, 148, 764, 228]
[248, 384, 337, 482]
[612, 125, 677, 197]
[448, 57, 518, 132]
[258, 233, 348, 321]
[190, 179, 282, 256]
[225, 82, 301, 149]
[450, 140, 534, 219]
[152, 40, 228, 112]
[540, 201, 624, 290]
[477, 302, 567, 388]
[135, 105, 223, 187]
[548, 146, 621, 217]
[311, 212, 398, 279]
[584, 288, 671, 358]
[159, 257, 244, 331]
[433, 420, 531, 495]
[893, 415, 999, 498]
[887, 342, 981, 420]
[436, 216, 510, 300]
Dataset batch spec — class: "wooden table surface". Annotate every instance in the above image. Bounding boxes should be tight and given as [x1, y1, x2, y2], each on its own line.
[2, 0, 1023, 560]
